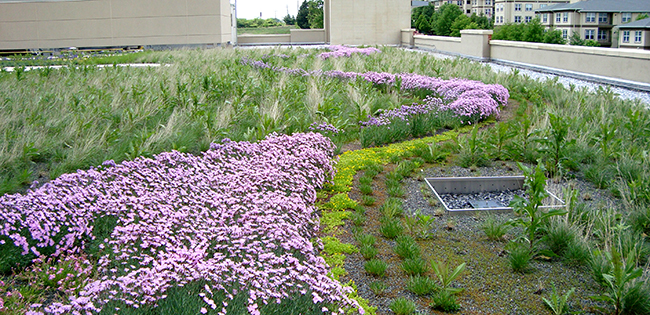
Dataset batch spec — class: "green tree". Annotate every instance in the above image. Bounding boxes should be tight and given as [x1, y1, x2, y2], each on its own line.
[283, 14, 296, 25]
[416, 13, 433, 34]
[636, 13, 649, 21]
[569, 32, 584, 45]
[307, 0, 324, 29]
[450, 15, 479, 37]
[470, 14, 493, 29]
[434, 4, 463, 36]
[296, 0, 310, 29]
[493, 23, 524, 41]
[542, 28, 566, 44]
[522, 18, 544, 43]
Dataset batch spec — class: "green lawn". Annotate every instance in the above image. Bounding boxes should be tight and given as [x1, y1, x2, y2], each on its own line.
[238, 25, 297, 34]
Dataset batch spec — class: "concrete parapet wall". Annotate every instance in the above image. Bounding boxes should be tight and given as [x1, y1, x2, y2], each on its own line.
[401, 29, 415, 47]
[0, 0, 232, 50]
[490, 40, 650, 83]
[290, 29, 326, 44]
[237, 34, 292, 45]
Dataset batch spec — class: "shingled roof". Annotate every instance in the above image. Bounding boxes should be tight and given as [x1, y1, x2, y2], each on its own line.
[537, 0, 650, 13]
[618, 17, 650, 29]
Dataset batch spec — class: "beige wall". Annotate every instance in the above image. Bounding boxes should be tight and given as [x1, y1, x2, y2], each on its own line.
[327, 0, 410, 45]
[406, 30, 650, 83]
[0, 0, 232, 50]
[236, 30, 326, 45]
[491, 40, 650, 82]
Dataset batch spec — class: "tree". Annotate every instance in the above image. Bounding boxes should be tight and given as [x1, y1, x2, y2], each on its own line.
[283, 14, 296, 25]
[470, 14, 493, 30]
[493, 23, 524, 41]
[308, 0, 324, 29]
[637, 13, 649, 21]
[569, 32, 584, 45]
[412, 4, 436, 32]
[416, 12, 433, 34]
[434, 4, 463, 36]
[296, 0, 310, 29]
[450, 15, 479, 37]
[522, 18, 544, 43]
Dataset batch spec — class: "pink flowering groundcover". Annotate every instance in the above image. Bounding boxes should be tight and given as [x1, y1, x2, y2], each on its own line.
[0, 133, 363, 315]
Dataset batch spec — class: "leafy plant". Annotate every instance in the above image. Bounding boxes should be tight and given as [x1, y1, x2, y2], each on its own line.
[360, 244, 379, 260]
[356, 233, 377, 247]
[487, 122, 517, 160]
[407, 275, 438, 296]
[362, 195, 376, 206]
[589, 248, 650, 315]
[431, 260, 465, 294]
[539, 113, 574, 177]
[359, 183, 374, 195]
[380, 198, 404, 219]
[350, 211, 366, 226]
[404, 210, 435, 239]
[458, 126, 490, 167]
[509, 162, 567, 251]
[542, 284, 575, 315]
[365, 259, 388, 277]
[390, 297, 417, 315]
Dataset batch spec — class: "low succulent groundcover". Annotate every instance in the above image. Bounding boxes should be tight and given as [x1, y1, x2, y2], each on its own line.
[0, 133, 364, 314]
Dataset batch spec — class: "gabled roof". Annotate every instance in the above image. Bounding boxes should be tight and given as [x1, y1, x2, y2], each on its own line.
[618, 17, 650, 29]
[536, 0, 650, 13]
[412, 1, 432, 8]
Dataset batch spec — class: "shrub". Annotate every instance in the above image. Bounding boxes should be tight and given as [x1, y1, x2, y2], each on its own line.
[369, 280, 387, 295]
[402, 257, 429, 276]
[380, 218, 404, 239]
[390, 297, 417, 315]
[394, 235, 421, 259]
[360, 244, 379, 260]
[365, 259, 388, 277]
[480, 216, 511, 241]
[407, 275, 438, 296]
[509, 244, 532, 273]
[431, 290, 460, 312]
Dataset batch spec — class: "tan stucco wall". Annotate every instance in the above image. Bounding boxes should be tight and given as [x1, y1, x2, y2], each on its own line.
[490, 40, 650, 83]
[290, 29, 326, 43]
[237, 34, 291, 45]
[327, 0, 410, 45]
[414, 30, 492, 60]
[0, 0, 232, 50]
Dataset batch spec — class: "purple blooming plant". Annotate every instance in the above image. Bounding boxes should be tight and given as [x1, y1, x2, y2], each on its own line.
[318, 46, 381, 59]
[0, 133, 363, 314]
[308, 122, 341, 135]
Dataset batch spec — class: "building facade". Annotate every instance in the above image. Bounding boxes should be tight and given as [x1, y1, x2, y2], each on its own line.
[494, 0, 570, 25]
[618, 17, 650, 50]
[537, 0, 650, 47]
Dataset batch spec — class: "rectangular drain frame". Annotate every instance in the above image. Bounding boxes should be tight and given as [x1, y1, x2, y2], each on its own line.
[425, 176, 565, 215]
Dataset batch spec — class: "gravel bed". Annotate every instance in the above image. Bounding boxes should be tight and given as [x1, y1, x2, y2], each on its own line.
[344, 161, 616, 315]
[439, 189, 526, 209]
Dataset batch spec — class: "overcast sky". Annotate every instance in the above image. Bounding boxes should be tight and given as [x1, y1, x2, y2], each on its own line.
[235, 0, 303, 20]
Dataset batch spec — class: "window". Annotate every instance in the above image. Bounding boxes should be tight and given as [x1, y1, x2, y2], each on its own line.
[485, 8, 492, 15]
[473, 0, 477, 5]
[563, 12, 569, 23]
[585, 29, 594, 40]
[485, 0, 491, 5]
[467, 0, 471, 4]
[562, 29, 568, 39]
[457, 1, 462, 6]
[622, 13, 632, 23]
[598, 29, 607, 40]
[599, 13, 608, 23]
[525, 4, 533, 11]
[467, 9, 471, 13]
[623, 30, 630, 43]
[635, 31, 643, 43]
[540, 4, 547, 9]
[515, 16, 522, 23]
[501, 16, 504, 23]
[543, 13, 548, 23]
[556, 13, 561, 22]
[515, 4, 521, 11]
[525, 16, 532, 23]
[586, 13, 596, 22]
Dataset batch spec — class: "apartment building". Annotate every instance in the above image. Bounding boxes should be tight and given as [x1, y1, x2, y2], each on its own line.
[494, 1, 570, 25]
[618, 17, 650, 50]
[431, 0, 475, 15]
[537, 0, 650, 47]
[431, 0, 494, 17]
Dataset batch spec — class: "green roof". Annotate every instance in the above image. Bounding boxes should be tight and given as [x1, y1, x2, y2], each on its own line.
[537, 0, 650, 13]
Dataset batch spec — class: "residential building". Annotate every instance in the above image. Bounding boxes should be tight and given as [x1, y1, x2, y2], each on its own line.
[537, 0, 650, 47]
[431, 0, 475, 16]
[618, 17, 650, 50]
[494, 1, 570, 26]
